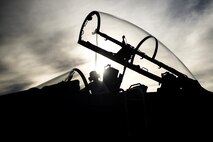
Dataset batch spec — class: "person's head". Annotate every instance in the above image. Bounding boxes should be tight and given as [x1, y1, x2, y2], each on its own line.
[89, 71, 100, 82]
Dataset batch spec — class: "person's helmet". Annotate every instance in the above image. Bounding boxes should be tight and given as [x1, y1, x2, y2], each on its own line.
[89, 71, 100, 81]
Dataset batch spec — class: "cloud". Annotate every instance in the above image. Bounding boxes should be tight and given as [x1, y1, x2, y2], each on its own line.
[26, 31, 84, 71]
[167, 0, 212, 19]
[0, 0, 87, 95]
[0, 30, 86, 95]
[0, 1, 34, 40]
[163, 0, 213, 91]
[0, 78, 33, 96]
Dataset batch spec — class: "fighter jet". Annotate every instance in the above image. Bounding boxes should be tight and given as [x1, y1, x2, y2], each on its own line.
[0, 11, 212, 141]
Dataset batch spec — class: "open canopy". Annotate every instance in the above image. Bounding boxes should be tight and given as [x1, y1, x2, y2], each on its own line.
[38, 11, 196, 92]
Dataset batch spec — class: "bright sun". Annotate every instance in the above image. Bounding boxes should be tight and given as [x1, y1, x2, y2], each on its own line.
[95, 55, 112, 80]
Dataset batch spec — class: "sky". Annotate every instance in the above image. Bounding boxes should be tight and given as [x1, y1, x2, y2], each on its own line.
[0, 0, 213, 95]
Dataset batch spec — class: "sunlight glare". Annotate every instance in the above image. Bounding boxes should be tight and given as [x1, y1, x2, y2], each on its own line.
[95, 54, 113, 81]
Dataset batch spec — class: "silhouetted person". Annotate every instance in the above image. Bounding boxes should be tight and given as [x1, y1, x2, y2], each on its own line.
[88, 71, 109, 95]
[103, 65, 122, 93]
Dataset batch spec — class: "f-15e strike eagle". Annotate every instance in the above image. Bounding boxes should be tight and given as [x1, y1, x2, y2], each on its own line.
[1, 11, 212, 141]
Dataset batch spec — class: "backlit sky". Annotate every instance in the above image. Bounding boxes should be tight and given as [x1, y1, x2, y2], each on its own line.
[0, 0, 213, 95]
